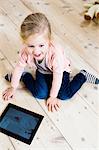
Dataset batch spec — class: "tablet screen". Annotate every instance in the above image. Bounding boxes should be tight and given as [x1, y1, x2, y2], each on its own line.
[0, 103, 44, 144]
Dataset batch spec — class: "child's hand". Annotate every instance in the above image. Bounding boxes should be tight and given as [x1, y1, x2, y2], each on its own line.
[46, 97, 61, 112]
[2, 87, 16, 101]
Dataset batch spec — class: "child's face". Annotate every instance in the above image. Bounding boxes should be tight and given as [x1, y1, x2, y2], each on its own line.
[24, 32, 50, 61]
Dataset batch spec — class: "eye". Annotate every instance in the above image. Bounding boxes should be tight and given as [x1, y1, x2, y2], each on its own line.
[39, 44, 44, 47]
[28, 45, 35, 48]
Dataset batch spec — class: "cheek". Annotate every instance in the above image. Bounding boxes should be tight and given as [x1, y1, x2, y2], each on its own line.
[28, 48, 33, 54]
[42, 49, 47, 55]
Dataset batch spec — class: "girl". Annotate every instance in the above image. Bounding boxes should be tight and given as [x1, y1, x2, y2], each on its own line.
[2, 13, 99, 112]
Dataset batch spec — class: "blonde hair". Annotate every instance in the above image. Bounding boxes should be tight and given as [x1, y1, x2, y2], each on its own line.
[20, 13, 51, 40]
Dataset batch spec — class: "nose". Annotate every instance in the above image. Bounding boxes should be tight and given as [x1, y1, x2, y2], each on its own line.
[33, 48, 41, 55]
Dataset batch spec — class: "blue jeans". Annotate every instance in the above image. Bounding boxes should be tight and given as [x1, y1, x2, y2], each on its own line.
[22, 70, 86, 100]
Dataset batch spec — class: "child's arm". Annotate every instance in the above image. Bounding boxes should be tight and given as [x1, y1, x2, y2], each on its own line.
[2, 48, 28, 100]
[46, 72, 63, 112]
[50, 72, 63, 98]
[11, 62, 26, 89]
[2, 65, 25, 100]
[46, 49, 65, 111]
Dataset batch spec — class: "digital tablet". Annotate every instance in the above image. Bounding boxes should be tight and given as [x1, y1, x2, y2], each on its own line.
[0, 103, 44, 144]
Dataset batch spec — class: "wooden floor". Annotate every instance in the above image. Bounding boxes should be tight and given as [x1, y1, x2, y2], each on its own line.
[0, 0, 99, 150]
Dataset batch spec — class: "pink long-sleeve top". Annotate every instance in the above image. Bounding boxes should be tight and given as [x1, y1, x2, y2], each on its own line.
[11, 42, 71, 98]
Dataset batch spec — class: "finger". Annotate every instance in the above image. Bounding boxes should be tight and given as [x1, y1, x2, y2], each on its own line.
[54, 104, 60, 111]
[48, 103, 52, 112]
[2, 92, 5, 98]
[6, 92, 12, 100]
[2, 92, 8, 100]
[4, 93, 11, 101]
[2, 91, 7, 96]
[51, 105, 55, 112]
[56, 103, 61, 109]
[2, 94, 6, 100]
[4, 95, 8, 101]
[57, 101, 61, 108]
[2, 89, 10, 96]
[8, 93, 13, 99]
[46, 100, 50, 106]
[10, 95, 13, 98]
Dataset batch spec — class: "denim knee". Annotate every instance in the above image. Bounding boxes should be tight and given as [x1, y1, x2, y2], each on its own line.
[22, 72, 33, 83]
[34, 91, 48, 99]
[58, 90, 73, 100]
[58, 95, 73, 100]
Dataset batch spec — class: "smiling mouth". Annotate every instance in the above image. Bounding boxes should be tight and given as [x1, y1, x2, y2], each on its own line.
[34, 54, 41, 57]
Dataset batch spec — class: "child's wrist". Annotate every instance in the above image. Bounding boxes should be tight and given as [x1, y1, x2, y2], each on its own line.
[49, 95, 57, 99]
[10, 86, 17, 91]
